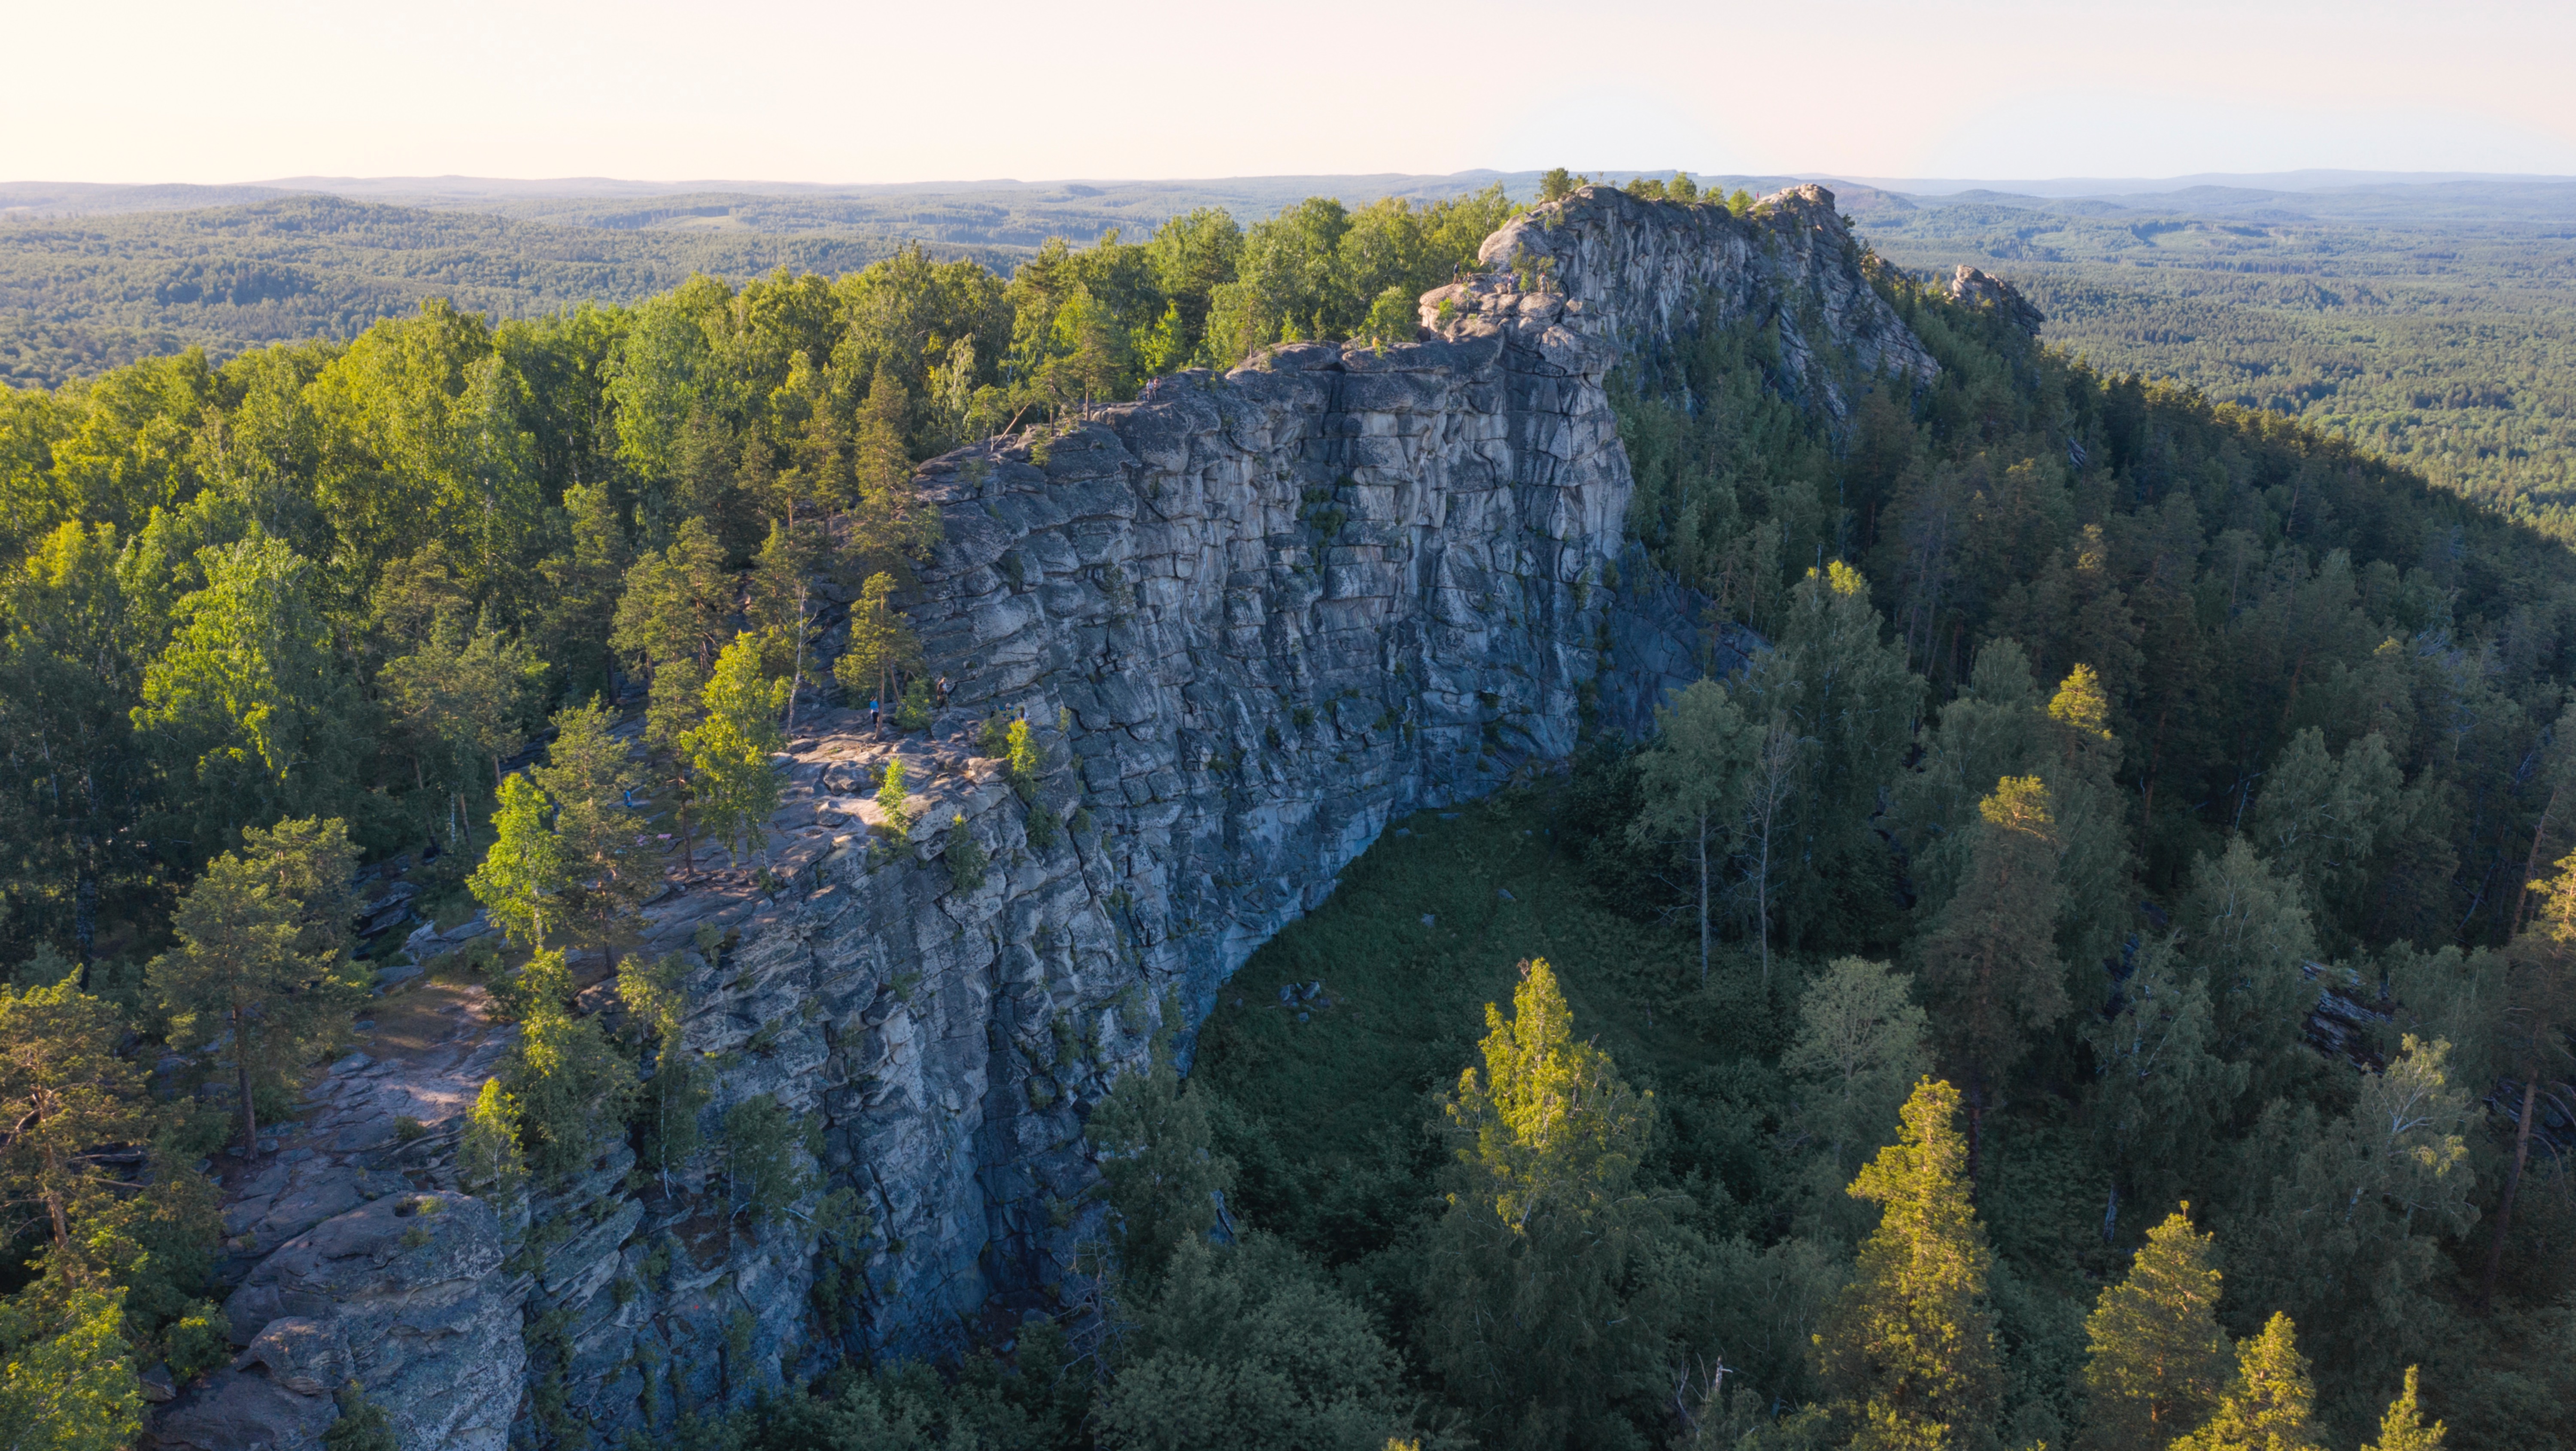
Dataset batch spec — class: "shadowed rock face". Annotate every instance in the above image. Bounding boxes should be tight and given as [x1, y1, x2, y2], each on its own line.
[185, 185, 1933, 1448]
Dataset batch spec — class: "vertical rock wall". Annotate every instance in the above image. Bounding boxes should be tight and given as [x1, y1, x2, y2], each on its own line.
[188, 185, 1936, 1448]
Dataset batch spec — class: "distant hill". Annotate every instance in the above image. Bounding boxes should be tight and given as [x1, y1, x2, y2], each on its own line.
[6, 167, 2573, 540]
[1847, 179, 2576, 539]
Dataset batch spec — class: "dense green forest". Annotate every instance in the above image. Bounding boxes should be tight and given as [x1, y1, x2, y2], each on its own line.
[0, 173, 1532, 390]
[1, 173, 2572, 1451]
[1853, 183, 2576, 543]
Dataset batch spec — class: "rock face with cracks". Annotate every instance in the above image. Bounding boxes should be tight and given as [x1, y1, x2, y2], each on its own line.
[179, 184, 1932, 1448]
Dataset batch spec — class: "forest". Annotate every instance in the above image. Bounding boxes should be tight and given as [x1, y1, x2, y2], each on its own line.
[1851, 182, 2576, 547]
[0, 172, 2570, 1451]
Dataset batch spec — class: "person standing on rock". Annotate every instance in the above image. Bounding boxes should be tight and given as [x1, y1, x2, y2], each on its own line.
[869, 697, 882, 733]
[937, 675, 952, 707]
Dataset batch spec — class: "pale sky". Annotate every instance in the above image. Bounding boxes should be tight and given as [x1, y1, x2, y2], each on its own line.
[11, 0, 2573, 184]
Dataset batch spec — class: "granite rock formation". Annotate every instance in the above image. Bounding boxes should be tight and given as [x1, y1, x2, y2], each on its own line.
[177, 184, 1936, 1447]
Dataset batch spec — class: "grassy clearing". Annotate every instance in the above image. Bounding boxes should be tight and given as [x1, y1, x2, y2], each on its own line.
[1191, 783, 1804, 1270]
[1190, 775, 2126, 1334]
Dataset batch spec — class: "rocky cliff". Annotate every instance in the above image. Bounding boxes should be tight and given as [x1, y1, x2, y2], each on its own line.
[164, 184, 1936, 1448]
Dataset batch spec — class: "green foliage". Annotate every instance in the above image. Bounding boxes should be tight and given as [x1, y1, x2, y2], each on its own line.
[893, 675, 931, 731]
[681, 633, 789, 863]
[1782, 958, 1930, 1184]
[1814, 1077, 2005, 1451]
[2172, 1313, 2324, 1451]
[132, 535, 369, 864]
[494, 949, 637, 1184]
[1914, 776, 2067, 1129]
[1420, 958, 1688, 1448]
[1096, 1235, 1411, 1451]
[831, 571, 923, 712]
[459, 1077, 527, 1199]
[0, 1281, 141, 1451]
[322, 1380, 399, 1451]
[2363, 1366, 2445, 1451]
[468, 771, 563, 948]
[148, 818, 363, 1154]
[617, 952, 708, 1189]
[876, 757, 912, 837]
[943, 814, 987, 894]
[1087, 1025, 1232, 1292]
[0, 978, 154, 1252]
[2078, 1209, 2230, 1451]
[718, 1095, 811, 1227]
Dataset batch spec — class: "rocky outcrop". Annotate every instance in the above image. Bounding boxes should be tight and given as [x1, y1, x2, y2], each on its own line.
[152, 1191, 526, 1450]
[1432, 183, 1938, 422]
[190, 184, 1935, 1448]
[1945, 263, 2045, 335]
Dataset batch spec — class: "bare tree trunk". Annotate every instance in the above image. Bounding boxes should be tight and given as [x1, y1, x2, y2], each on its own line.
[1696, 809, 1710, 984]
[785, 577, 809, 736]
[2478, 1076, 2542, 1312]
[1966, 1074, 1984, 1195]
[2515, 782, 2564, 934]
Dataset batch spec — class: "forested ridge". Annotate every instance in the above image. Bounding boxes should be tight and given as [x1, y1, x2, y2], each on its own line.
[0, 173, 2570, 1450]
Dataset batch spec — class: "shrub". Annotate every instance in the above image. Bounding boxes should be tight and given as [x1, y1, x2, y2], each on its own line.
[945, 814, 989, 894]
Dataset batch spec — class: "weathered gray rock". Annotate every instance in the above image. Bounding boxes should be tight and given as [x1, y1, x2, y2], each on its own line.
[197, 184, 1938, 1448]
[1945, 263, 2045, 335]
[210, 1192, 527, 1450]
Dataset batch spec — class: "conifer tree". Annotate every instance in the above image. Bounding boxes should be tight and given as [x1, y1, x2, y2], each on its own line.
[1086, 1022, 1232, 1292]
[2078, 1208, 2231, 1451]
[2177, 839, 2319, 1104]
[2362, 1367, 2444, 1451]
[680, 634, 788, 867]
[1814, 1077, 2003, 1451]
[532, 698, 645, 969]
[0, 980, 154, 1249]
[493, 949, 636, 1184]
[0, 1281, 142, 1451]
[616, 952, 707, 1194]
[149, 823, 363, 1155]
[2481, 847, 2576, 1308]
[1915, 776, 2065, 1175]
[1421, 958, 1677, 1448]
[2083, 939, 2245, 1212]
[469, 772, 563, 950]
[2171, 1313, 2323, 1451]
[833, 572, 923, 717]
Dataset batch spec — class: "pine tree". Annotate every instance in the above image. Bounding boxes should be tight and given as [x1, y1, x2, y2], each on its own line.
[0, 1281, 142, 1451]
[2482, 848, 2576, 1308]
[0, 981, 153, 1249]
[1086, 1022, 1232, 1292]
[1814, 1077, 2003, 1451]
[493, 949, 636, 1184]
[1420, 959, 1677, 1448]
[2177, 838, 2318, 1104]
[2362, 1366, 2444, 1451]
[150, 826, 363, 1155]
[2171, 1313, 2323, 1451]
[2078, 1208, 2231, 1451]
[616, 952, 707, 1194]
[832, 572, 923, 718]
[468, 772, 564, 949]
[1915, 776, 2065, 1177]
[680, 634, 788, 867]
[532, 698, 645, 969]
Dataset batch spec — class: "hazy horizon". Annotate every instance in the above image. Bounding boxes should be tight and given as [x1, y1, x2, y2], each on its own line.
[11, 1, 2570, 185]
